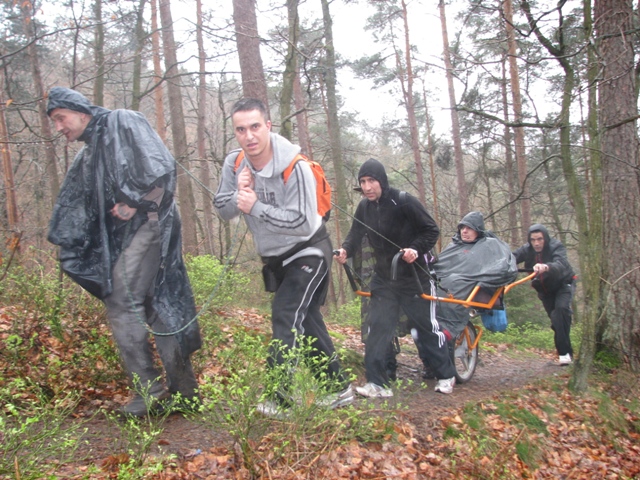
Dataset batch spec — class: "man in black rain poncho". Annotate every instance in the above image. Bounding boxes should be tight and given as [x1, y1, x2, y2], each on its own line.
[434, 211, 517, 338]
[47, 87, 201, 417]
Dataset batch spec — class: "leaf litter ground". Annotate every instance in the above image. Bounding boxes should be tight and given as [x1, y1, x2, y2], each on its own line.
[2, 306, 639, 479]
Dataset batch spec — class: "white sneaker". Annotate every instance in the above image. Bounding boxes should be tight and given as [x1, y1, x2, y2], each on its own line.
[316, 385, 355, 409]
[256, 400, 289, 420]
[355, 382, 393, 398]
[558, 354, 572, 366]
[435, 377, 456, 394]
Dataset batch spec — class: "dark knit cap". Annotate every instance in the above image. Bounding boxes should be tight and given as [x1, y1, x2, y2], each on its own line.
[47, 87, 93, 116]
[357, 158, 389, 191]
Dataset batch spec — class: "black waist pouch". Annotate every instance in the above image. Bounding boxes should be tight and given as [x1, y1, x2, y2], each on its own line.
[262, 263, 279, 292]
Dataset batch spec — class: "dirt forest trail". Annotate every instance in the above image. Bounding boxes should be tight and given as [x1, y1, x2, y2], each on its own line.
[9, 307, 637, 479]
[70, 324, 566, 472]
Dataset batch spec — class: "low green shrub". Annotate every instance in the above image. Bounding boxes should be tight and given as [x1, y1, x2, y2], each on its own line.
[0, 382, 88, 480]
[326, 297, 362, 327]
[186, 255, 266, 311]
[198, 327, 390, 477]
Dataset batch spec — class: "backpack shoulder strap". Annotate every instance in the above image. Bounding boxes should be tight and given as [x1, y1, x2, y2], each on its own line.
[233, 149, 245, 172]
[282, 153, 308, 183]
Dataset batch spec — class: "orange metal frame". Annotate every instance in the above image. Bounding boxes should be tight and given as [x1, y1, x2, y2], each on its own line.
[350, 272, 537, 351]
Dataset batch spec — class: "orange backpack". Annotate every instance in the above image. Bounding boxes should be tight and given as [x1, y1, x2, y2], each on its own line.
[234, 150, 332, 221]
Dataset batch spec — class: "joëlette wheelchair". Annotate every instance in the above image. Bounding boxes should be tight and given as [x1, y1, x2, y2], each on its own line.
[339, 250, 536, 383]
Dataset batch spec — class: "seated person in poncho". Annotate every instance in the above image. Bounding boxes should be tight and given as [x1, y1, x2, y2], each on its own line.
[433, 211, 517, 337]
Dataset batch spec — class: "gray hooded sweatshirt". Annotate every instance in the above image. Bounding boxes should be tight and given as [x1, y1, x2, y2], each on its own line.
[214, 133, 323, 259]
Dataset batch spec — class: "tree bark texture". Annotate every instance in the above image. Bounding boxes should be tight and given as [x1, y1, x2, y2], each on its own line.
[159, 0, 199, 254]
[502, 0, 530, 242]
[196, 0, 215, 255]
[93, 0, 105, 107]
[151, 0, 167, 142]
[400, 0, 426, 206]
[21, 0, 60, 205]
[320, 0, 350, 241]
[233, 0, 269, 106]
[280, 0, 299, 140]
[439, 0, 468, 217]
[595, 0, 640, 372]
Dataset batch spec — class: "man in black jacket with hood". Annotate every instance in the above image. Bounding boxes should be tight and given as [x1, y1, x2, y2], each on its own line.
[46, 87, 201, 416]
[335, 158, 457, 396]
[513, 224, 576, 365]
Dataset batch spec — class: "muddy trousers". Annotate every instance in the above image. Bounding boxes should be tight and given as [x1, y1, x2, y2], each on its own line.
[538, 281, 574, 357]
[268, 255, 348, 397]
[364, 275, 456, 388]
[103, 220, 198, 399]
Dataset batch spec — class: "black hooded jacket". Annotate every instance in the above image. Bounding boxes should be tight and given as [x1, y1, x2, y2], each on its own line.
[46, 87, 201, 355]
[513, 224, 575, 293]
[341, 158, 440, 282]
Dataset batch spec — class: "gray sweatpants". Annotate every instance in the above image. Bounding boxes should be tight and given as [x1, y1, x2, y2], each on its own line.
[103, 219, 198, 398]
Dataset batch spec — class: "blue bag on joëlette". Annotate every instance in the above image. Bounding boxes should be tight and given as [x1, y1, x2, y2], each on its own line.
[480, 309, 508, 332]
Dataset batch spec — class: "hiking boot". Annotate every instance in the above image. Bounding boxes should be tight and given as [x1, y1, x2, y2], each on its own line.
[316, 385, 355, 409]
[256, 400, 290, 420]
[119, 391, 170, 418]
[355, 382, 393, 398]
[434, 377, 455, 395]
[558, 354, 572, 366]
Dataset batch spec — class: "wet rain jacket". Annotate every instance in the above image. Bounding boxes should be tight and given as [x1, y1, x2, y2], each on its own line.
[47, 87, 201, 355]
[434, 211, 517, 336]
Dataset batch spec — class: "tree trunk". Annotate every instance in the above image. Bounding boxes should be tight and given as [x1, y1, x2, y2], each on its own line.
[158, 0, 198, 254]
[93, 0, 105, 106]
[233, 0, 269, 106]
[502, 0, 531, 242]
[280, 0, 299, 140]
[439, 0, 468, 216]
[196, 0, 214, 255]
[500, 55, 518, 247]
[320, 0, 350, 241]
[150, 0, 167, 142]
[595, 0, 640, 372]
[20, 1, 59, 206]
[423, 86, 441, 250]
[293, 70, 311, 154]
[522, 0, 604, 390]
[570, 0, 603, 391]
[131, 0, 148, 111]
[399, 0, 426, 206]
[0, 73, 20, 250]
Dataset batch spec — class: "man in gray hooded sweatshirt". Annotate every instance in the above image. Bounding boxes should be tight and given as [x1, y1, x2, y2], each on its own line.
[46, 87, 201, 417]
[215, 98, 352, 416]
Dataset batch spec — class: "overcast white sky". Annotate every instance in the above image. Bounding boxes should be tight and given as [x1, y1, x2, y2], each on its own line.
[40, 0, 470, 136]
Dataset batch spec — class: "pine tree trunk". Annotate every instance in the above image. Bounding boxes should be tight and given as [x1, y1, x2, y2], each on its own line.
[196, 0, 214, 255]
[21, 1, 59, 207]
[595, 0, 640, 372]
[439, 0, 468, 216]
[151, 0, 167, 142]
[233, 0, 269, 106]
[158, 0, 199, 254]
[503, 0, 531, 242]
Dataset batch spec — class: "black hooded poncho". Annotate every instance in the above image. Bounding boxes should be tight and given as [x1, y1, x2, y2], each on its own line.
[433, 211, 517, 336]
[47, 87, 201, 355]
